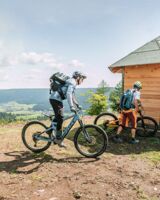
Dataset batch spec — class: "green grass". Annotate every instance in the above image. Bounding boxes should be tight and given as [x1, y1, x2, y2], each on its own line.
[0, 101, 47, 123]
[140, 151, 160, 164]
[16, 113, 43, 120]
[0, 101, 35, 112]
[139, 138, 160, 164]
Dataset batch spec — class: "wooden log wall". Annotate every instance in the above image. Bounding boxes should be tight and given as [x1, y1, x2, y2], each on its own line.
[124, 64, 160, 124]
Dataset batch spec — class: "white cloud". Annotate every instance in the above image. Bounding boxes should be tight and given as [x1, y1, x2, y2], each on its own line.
[0, 68, 5, 73]
[25, 74, 38, 80]
[0, 67, 9, 82]
[0, 51, 88, 88]
[0, 52, 64, 69]
[30, 68, 42, 73]
[69, 59, 85, 68]
[0, 56, 18, 67]
[20, 52, 42, 65]
[0, 74, 9, 82]
[20, 52, 65, 69]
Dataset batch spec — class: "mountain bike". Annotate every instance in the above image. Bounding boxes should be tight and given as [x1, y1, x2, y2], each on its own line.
[94, 110, 158, 137]
[22, 109, 108, 158]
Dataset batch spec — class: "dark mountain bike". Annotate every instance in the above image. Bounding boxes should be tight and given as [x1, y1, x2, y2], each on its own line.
[94, 110, 158, 137]
[22, 109, 108, 158]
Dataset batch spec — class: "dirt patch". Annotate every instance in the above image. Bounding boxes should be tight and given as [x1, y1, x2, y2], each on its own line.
[0, 122, 160, 200]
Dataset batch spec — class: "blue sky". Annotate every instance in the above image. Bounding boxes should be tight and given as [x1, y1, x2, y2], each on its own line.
[0, 0, 160, 89]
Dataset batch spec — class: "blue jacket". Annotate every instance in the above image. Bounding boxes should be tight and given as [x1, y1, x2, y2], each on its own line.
[49, 78, 78, 108]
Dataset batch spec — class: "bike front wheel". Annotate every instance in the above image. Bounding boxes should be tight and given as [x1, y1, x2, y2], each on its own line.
[136, 116, 158, 137]
[22, 121, 52, 153]
[74, 125, 108, 158]
[94, 112, 119, 135]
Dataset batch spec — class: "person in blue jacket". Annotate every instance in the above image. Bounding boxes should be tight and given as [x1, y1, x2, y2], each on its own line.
[49, 71, 87, 147]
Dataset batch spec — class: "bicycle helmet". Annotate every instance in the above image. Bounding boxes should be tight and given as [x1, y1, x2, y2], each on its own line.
[133, 81, 142, 89]
[72, 71, 87, 79]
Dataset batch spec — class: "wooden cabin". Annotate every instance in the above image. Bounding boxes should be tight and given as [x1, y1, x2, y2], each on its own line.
[109, 36, 160, 125]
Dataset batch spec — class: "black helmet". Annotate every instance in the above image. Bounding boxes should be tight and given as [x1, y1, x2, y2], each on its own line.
[72, 71, 87, 79]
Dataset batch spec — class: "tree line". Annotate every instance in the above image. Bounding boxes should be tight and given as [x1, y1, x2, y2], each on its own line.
[0, 80, 122, 123]
[0, 112, 16, 123]
[87, 80, 122, 115]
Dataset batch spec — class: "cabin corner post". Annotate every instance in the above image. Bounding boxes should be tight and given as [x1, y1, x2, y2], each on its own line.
[122, 66, 125, 92]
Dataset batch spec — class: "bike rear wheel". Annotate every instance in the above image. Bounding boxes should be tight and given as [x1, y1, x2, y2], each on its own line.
[74, 125, 108, 158]
[22, 121, 52, 153]
[94, 112, 119, 135]
[136, 116, 158, 137]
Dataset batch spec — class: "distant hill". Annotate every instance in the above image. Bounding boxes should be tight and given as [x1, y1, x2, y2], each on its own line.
[0, 88, 113, 111]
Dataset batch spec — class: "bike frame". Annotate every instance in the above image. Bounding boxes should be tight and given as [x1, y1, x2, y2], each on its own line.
[60, 111, 84, 140]
[39, 110, 85, 141]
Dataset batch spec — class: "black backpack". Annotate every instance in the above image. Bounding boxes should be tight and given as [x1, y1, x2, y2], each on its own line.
[49, 72, 70, 99]
[120, 89, 135, 110]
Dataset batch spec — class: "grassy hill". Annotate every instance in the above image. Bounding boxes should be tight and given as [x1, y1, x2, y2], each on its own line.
[0, 88, 113, 111]
[0, 88, 113, 122]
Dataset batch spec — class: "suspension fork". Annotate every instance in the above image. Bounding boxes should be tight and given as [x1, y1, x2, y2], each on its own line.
[139, 111, 146, 130]
[78, 119, 92, 142]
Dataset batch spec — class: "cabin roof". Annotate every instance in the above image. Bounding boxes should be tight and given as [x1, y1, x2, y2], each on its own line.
[109, 36, 160, 72]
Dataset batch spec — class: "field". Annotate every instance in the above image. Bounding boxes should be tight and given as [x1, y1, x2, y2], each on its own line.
[0, 117, 160, 200]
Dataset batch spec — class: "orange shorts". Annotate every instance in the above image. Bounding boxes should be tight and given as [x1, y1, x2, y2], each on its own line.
[119, 110, 137, 129]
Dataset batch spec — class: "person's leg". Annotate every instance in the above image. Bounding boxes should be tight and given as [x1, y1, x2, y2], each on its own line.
[113, 112, 126, 143]
[49, 99, 64, 138]
[128, 111, 139, 144]
[131, 128, 136, 138]
[49, 99, 58, 132]
[49, 99, 66, 147]
[116, 125, 123, 135]
[49, 99, 58, 121]
[56, 105, 64, 139]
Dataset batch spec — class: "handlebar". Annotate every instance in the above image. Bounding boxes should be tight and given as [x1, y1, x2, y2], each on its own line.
[138, 109, 145, 117]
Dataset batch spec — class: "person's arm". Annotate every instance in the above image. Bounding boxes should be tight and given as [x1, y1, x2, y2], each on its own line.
[134, 91, 144, 112]
[72, 92, 79, 107]
[134, 99, 139, 112]
[137, 99, 144, 111]
[66, 84, 75, 109]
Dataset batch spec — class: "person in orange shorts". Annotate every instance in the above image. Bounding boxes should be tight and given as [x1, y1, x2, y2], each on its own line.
[113, 81, 143, 144]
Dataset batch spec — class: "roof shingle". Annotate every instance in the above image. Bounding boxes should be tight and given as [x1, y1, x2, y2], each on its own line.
[109, 36, 160, 71]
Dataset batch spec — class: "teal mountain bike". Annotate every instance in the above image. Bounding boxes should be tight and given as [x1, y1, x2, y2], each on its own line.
[22, 109, 108, 158]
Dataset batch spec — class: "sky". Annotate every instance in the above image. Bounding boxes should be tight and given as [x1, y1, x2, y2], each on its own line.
[0, 0, 160, 89]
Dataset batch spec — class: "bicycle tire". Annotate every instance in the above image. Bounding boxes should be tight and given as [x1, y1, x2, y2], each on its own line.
[74, 124, 108, 158]
[94, 112, 119, 134]
[136, 116, 158, 137]
[22, 121, 52, 153]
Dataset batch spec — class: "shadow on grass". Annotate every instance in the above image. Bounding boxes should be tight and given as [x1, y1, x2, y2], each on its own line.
[0, 151, 99, 174]
[66, 126, 160, 155]
[106, 133, 160, 155]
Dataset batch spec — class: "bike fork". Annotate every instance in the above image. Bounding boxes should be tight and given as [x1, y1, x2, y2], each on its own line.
[139, 114, 146, 131]
[78, 120, 92, 143]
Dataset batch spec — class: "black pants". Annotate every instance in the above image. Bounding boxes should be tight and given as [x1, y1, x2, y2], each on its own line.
[49, 99, 64, 131]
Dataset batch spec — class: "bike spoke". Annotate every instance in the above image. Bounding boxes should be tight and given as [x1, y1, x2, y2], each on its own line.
[22, 121, 52, 153]
[94, 113, 119, 135]
[74, 125, 108, 157]
[136, 117, 157, 137]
